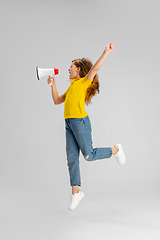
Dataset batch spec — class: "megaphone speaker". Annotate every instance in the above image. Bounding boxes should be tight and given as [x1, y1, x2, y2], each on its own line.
[36, 67, 59, 85]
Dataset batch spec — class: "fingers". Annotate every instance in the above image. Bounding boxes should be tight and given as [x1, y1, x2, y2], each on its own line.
[47, 76, 55, 85]
[108, 42, 114, 51]
[106, 43, 114, 49]
[111, 43, 114, 50]
[109, 42, 114, 48]
[47, 76, 52, 84]
[48, 76, 55, 80]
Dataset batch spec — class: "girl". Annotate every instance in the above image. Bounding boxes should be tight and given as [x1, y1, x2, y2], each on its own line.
[47, 42, 126, 211]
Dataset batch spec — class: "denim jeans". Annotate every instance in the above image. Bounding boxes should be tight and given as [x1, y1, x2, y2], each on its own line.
[65, 115, 112, 186]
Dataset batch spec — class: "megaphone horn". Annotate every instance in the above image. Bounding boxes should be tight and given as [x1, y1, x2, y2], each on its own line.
[36, 67, 59, 82]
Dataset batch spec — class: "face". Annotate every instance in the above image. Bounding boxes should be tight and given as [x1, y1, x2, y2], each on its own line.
[68, 62, 80, 79]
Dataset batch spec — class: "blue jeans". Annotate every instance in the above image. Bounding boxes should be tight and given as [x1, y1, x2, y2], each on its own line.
[65, 115, 112, 186]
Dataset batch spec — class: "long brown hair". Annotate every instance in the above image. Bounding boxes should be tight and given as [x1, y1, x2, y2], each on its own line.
[72, 58, 100, 105]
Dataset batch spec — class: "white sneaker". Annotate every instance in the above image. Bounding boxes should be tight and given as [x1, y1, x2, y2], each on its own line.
[114, 143, 126, 165]
[68, 191, 85, 211]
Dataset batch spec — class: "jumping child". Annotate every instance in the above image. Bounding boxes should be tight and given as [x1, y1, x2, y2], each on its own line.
[47, 42, 126, 211]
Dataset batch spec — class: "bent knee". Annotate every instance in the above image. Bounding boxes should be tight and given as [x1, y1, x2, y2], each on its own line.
[83, 154, 94, 161]
[84, 155, 89, 161]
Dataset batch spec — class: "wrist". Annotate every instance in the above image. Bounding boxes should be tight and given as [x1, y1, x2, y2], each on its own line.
[51, 82, 55, 87]
[103, 50, 109, 56]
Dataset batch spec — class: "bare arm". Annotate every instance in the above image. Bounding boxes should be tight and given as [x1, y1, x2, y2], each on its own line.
[48, 76, 66, 105]
[87, 42, 114, 80]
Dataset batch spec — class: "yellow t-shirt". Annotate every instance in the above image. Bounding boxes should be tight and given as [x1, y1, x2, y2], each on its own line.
[64, 75, 93, 119]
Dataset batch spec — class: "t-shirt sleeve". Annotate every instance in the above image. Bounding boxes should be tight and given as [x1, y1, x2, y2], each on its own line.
[63, 85, 71, 95]
[82, 75, 93, 88]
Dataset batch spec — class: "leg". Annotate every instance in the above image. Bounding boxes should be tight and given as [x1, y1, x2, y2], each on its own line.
[65, 119, 86, 210]
[112, 147, 119, 155]
[65, 119, 81, 189]
[72, 185, 79, 195]
[69, 116, 113, 161]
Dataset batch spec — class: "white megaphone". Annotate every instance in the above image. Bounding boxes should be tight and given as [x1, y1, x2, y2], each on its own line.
[36, 66, 59, 85]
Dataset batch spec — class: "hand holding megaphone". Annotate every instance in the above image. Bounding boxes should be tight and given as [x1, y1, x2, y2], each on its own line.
[47, 76, 55, 86]
[36, 66, 59, 86]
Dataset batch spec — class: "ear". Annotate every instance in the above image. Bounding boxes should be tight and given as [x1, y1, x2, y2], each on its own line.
[76, 67, 81, 73]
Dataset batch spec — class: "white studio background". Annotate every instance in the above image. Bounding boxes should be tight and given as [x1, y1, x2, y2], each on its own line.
[0, 0, 160, 239]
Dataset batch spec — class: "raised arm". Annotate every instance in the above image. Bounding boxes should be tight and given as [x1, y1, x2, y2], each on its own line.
[48, 76, 66, 105]
[87, 42, 114, 80]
